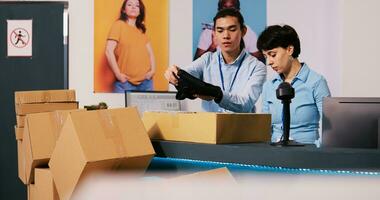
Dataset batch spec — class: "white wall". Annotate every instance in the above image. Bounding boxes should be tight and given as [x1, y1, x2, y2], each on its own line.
[267, 0, 343, 97]
[342, 0, 380, 97]
[168, 0, 203, 111]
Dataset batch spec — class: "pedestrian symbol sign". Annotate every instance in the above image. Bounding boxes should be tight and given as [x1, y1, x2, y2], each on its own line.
[7, 20, 32, 57]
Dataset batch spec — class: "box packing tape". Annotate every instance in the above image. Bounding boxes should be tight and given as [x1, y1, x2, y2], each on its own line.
[98, 111, 127, 164]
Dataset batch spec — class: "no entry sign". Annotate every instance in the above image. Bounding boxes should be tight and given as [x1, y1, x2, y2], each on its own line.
[7, 19, 32, 57]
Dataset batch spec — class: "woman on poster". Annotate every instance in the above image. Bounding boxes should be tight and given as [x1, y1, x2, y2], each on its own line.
[106, 0, 156, 92]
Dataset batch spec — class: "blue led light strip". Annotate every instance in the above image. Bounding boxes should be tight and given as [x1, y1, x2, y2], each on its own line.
[152, 157, 380, 176]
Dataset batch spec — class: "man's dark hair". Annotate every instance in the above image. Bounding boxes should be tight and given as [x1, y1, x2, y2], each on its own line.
[218, 0, 240, 11]
[213, 8, 246, 49]
[257, 25, 301, 58]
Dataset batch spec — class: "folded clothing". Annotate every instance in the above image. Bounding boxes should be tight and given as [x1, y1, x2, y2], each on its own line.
[175, 69, 223, 102]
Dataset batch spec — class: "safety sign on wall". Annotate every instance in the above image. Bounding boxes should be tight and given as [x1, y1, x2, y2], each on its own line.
[7, 19, 33, 57]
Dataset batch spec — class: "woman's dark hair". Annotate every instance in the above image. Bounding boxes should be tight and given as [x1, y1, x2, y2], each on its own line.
[218, 0, 240, 11]
[257, 25, 301, 58]
[213, 8, 246, 50]
[119, 0, 146, 33]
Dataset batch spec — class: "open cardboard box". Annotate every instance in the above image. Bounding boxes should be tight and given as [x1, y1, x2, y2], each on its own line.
[23, 109, 84, 184]
[49, 107, 155, 200]
[143, 111, 271, 144]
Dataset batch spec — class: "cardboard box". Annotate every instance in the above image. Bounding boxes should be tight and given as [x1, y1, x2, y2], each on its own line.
[15, 102, 78, 115]
[16, 115, 26, 128]
[17, 140, 26, 184]
[28, 184, 36, 200]
[142, 111, 271, 144]
[49, 108, 155, 200]
[169, 167, 235, 182]
[15, 90, 76, 104]
[23, 112, 60, 184]
[23, 110, 83, 184]
[15, 126, 24, 140]
[50, 109, 85, 133]
[28, 168, 59, 200]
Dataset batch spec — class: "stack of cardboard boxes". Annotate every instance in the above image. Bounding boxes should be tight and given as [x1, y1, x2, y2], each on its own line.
[14, 90, 78, 182]
[14, 90, 79, 199]
[14, 89, 156, 200]
[13, 90, 273, 200]
[14, 90, 78, 141]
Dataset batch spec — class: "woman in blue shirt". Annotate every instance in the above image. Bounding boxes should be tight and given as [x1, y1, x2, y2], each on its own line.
[164, 8, 266, 113]
[257, 25, 331, 145]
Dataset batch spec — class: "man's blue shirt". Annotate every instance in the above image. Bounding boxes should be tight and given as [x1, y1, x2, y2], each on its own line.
[182, 49, 266, 113]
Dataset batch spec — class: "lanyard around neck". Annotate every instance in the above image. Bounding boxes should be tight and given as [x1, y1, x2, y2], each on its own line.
[218, 52, 246, 92]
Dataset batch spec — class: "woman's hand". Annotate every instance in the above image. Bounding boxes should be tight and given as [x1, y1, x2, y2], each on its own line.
[145, 70, 155, 80]
[115, 72, 129, 83]
[164, 65, 180, 86]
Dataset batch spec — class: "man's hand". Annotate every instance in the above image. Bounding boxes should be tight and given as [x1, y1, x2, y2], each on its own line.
[195, 94, 214, 101]
[164, 65, 180, 86]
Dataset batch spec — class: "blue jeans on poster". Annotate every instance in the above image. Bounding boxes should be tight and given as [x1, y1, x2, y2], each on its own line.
[113, 79, 153, 93]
